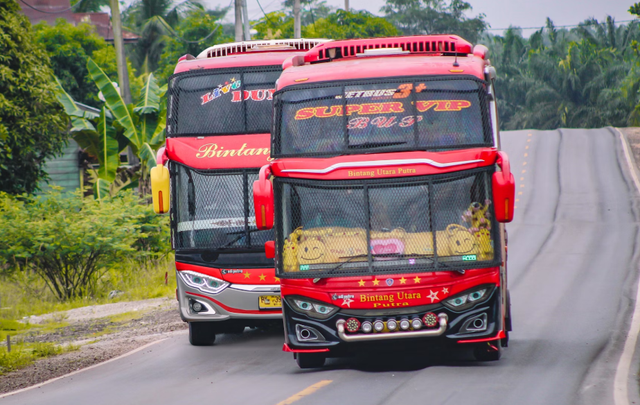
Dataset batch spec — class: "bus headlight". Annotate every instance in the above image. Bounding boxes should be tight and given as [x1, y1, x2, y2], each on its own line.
[287, 296, 338, 319]
[444, 286, 493, 311]
[179, 270, 229, 294]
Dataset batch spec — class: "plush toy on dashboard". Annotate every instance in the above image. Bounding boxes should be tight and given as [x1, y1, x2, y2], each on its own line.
[282, 228, 302, 272]
[462, 200, 492, 233]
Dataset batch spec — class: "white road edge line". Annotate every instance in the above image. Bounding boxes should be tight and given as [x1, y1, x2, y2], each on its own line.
[614, 127, 640, 405]
[0, 338, 167, 399]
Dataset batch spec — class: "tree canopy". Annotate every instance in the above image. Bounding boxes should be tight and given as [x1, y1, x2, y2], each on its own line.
[33, 19, 120, 107]
[486, 17, 640, 130]
[253, 9, 399, 40]
[155, 8, 230, 83]
[0, 0, 67, 195]
[381, 0, 487, 44]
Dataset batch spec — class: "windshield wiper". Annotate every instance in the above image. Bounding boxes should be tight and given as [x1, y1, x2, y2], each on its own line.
[325, 254, 369, 275]
[220, 228, 266, 248]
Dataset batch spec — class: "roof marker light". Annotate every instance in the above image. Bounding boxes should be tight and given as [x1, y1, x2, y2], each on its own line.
[357, 48, 409, 57]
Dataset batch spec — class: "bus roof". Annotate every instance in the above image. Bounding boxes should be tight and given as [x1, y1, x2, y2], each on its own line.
[173, 39, 331, 75]
[276, 35, 489, 89]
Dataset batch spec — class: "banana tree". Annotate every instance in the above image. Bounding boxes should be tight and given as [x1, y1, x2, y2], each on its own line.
[53, 78, 128, 199]
[87, 58, 166, 197]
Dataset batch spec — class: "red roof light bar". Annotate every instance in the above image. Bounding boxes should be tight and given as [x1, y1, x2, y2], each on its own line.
[303, 35, 473, 64]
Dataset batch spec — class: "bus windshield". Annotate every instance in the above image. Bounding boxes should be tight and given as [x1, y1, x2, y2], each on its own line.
[167, 66, 282, 137]
[272, 76, 493, 157]
[172, 163, 273, 252]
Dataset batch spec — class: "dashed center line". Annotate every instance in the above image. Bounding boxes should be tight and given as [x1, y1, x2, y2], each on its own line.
[275, 380, 333, 405]
[515, 133, 533, 209]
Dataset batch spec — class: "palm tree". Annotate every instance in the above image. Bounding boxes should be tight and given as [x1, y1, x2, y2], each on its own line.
[123, 0, 199, 74]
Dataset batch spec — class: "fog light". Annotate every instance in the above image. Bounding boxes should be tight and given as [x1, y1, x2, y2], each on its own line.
[192, 301, 203, 312]
[361, 321, 373, 333]
[387, 319, 397, 331]
[345, 318, 360, 333]
[373, 320, 385, 332]
[411, 318, 422, 330]
[400, 318, 410, 331]
[423, 312, 438, 328]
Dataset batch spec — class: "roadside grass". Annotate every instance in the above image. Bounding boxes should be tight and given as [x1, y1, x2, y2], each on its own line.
[107, 310, 148, 324]
[0, 341, 79, 375]
[0, 255, 176, 376]
[0, 254, 176, 322]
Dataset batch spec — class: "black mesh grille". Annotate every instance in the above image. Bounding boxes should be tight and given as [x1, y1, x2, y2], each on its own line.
[167, 66, 282, 137]
[171, 163, 273, 252]
[272, 75, 493, 158]
[274, 167, 500, 278]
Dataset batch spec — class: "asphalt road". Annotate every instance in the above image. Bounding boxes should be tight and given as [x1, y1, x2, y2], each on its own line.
[5, 128, 640, 405]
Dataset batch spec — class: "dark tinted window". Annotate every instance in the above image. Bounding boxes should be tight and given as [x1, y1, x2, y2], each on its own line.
[273, 76, 492, 157]
[167, 67, 282, 136]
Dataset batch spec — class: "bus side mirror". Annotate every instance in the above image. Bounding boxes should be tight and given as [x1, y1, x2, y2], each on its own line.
[253, 165, 274, 230]
[492, 151, 515, 223]
[265, 241, 275, 259]
[150, 164, 170, 214]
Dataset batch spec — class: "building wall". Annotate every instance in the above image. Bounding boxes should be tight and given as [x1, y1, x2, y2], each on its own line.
[39, 139, 81, 193]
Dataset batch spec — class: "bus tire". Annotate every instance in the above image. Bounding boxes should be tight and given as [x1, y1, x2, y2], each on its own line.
[295, 353, 326, 369]
[189, 322, 217, 346]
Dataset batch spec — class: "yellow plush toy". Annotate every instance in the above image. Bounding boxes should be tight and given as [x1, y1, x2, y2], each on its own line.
[282, 228, 302, 272]
[444, 224, 479, 256]
[462, 200, 491, 233]
[474, 228, 494, 260]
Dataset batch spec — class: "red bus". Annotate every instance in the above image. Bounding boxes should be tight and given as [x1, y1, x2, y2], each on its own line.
[151, 39, 328, 346]
[253, 35, 515, 367]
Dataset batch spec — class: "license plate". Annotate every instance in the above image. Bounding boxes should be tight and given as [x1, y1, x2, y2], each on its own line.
[259, 295, 282, 309]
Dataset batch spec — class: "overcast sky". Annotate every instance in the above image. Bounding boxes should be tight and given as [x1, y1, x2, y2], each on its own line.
[205, 0, 636, 36]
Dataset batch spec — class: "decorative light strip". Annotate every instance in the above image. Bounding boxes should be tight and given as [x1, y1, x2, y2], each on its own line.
[281, 158, 485, 174]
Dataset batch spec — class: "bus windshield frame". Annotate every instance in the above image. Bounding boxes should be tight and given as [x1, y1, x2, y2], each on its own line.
[272, 75, 493, 158]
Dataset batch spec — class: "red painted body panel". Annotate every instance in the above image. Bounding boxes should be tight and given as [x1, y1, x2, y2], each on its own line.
[173, 51, 307, 74]
[166, 134, 271, 170]
[283, 343, 330, 353]
[271, 148, 497, 181]
[176, 262, 278, 285]
[280, 267, 499, 309]
[278, 54, 486, 90]
[457, 330, 506, 343]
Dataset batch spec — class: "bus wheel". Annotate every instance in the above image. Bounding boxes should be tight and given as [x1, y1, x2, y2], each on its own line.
[473, 342, 501, 361]
[189, 322, 217, 346]
[295, 353, 326, 369]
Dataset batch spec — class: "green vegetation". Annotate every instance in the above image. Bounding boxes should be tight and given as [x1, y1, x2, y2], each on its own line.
[0, 0, 67, 195]
[0, 188, 170, 301]
[382, 0, 487, 43]
[155, 8, 231, 82]
[54, 58, 167, 198]
[33, 19, 125, 108]
[0, 255, 175, 320]
[485, 17, 640, 130]
[254, 9, 399, 40]
[0, 341, 78, 375]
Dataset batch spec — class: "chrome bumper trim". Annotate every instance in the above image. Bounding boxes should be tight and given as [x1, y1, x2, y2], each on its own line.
[335, 313, 448, 342]
[229, 284, 280, 292]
